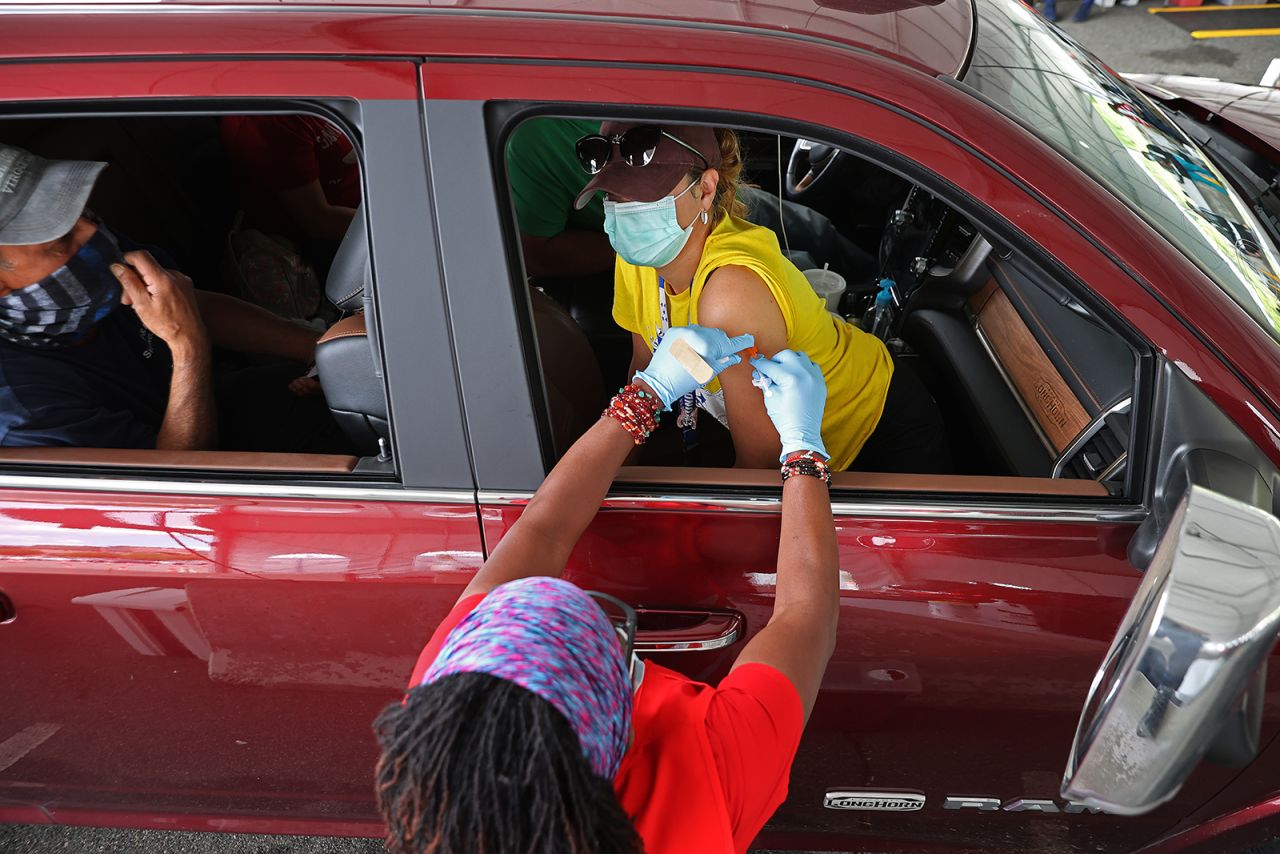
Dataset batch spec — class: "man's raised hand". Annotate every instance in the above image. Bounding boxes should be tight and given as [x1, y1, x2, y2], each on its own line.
[111, 251, 208, 362]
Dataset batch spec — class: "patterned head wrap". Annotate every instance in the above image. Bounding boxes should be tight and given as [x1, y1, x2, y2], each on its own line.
[421, 576, 632, 779]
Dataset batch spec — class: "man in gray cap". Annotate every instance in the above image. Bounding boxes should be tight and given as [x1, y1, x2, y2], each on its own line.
[0, 143, 324, 450]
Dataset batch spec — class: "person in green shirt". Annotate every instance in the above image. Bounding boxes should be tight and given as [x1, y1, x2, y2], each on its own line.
[506, 118, 616, 279]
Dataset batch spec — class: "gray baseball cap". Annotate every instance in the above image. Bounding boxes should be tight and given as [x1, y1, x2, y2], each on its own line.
[0, 143, 106, 246]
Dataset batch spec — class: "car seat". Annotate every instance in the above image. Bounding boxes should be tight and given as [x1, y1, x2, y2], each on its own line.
[313, 207, 388, 457]
[315, 210, 606, 459]
[529, 286, 605, 457]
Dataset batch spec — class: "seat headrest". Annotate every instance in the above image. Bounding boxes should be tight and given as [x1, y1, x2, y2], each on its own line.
[327, 205, 369, 312]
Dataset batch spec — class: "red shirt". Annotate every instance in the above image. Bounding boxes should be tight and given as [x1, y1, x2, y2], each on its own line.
[220, 115, 361, 240]
[408, 594, 804, 854]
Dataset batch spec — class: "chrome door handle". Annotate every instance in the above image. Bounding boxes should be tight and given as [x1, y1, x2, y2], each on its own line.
[633, 608, 743, 653]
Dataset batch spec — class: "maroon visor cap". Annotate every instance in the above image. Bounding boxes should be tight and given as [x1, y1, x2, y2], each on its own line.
[573, 123, 722, 210]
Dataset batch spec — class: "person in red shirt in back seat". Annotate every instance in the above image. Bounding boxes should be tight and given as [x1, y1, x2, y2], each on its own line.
[220, 115, 360, 245]
[374, 323, 840, 854]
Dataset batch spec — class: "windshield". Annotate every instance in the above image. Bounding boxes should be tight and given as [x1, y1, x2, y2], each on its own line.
[963, 0, 1280, 344]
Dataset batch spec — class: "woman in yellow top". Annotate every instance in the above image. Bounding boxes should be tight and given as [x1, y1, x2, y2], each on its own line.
[573, 122, 948, 472]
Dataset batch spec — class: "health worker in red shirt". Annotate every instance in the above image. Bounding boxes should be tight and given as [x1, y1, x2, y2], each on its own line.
[374, 323, 839, 854]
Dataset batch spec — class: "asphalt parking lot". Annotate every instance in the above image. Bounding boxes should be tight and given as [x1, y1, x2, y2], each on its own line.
[0, 826, 817, 853]
[0, 826, 384, 854]
[1058, 0, 1279, 84]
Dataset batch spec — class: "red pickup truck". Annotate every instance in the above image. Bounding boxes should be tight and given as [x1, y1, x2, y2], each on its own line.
[2, 1, 1280, 852]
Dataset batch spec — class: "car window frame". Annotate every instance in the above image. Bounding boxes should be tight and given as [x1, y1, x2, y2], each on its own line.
[0, 87, 472, 494]
[470, 100, 1153, 505]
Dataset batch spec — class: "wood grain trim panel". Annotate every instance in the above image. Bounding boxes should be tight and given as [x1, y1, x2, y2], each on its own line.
[0, 448, 359, 473]
[976, 289, 1090, 452]
[617, 466, 1108, 497]
[968, 277, 1000, 314]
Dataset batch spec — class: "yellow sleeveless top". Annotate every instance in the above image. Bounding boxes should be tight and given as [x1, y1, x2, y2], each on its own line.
[612, 214, 893, 471]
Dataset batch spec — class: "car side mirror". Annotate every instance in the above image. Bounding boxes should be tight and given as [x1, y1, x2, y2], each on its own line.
[1062, 485, 1280, 815]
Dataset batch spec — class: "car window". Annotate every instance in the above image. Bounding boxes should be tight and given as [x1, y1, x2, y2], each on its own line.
[499, 115, 1138, 498]
[964, 0, 1280, 348]
[0, 112, 386, 475]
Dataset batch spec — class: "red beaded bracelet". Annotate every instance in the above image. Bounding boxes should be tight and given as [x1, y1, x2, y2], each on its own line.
[781, 450, 831, 486]
[604, 384, 663, 444]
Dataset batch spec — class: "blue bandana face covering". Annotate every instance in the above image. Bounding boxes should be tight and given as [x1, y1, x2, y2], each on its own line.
[0, 225, 124, 349]
[604, 181, 699, 268]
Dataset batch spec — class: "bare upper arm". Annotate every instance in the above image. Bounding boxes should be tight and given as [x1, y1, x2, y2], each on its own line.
[699, 266, 788, 468]
[698, 265, 788, 355]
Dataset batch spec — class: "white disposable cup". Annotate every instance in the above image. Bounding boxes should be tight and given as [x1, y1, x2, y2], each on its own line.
[804, 268, 846, 313]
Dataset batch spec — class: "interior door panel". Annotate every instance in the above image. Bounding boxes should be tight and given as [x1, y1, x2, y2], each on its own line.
[973, 285, 1093, 453]
[910, 250, 1138, 485]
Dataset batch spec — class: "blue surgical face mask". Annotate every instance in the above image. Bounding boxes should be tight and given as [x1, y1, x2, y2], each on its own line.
[603, 181, 701, 268]
[0, 225, 124, 349]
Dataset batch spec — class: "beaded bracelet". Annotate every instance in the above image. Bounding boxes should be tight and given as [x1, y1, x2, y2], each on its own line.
[784, 449, 828, 464]
[604, 384, 663, 444]
[781, 450, 832, 486]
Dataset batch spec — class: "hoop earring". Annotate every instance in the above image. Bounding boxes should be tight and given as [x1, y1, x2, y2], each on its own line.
[700, 210, 709, 224]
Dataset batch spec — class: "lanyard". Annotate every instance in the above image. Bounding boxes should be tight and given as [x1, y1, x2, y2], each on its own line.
[658, 276, 671, 333]
[658, 277, 701, 449]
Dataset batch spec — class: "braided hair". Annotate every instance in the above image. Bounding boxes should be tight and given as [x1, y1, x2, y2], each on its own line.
[374, 672, 643, 854]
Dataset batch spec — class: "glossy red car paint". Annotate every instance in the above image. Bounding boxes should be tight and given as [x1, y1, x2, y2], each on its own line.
[1141, 794, 1280, 853]
[2, 2, 1280, 852]
[2, 0, 976, 77]
[0, 488, 481, 828]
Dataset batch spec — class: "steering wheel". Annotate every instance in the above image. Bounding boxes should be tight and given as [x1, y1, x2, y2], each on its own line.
[785, 138, 843, 202]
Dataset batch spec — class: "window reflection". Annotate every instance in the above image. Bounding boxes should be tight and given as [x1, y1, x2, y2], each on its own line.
[965, 0, 1280, 342]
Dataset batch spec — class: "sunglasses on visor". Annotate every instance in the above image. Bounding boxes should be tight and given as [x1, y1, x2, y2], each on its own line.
[575, 125, 710, 175]
[585, 590, 638, 680]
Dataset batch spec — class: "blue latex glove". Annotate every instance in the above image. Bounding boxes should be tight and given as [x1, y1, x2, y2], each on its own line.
[750, 349, 829, 462]
[636, 325, 756, 409]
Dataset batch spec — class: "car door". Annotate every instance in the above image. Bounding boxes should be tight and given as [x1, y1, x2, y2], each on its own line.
[426, 45, 1280, 854]
[0, 57, 483, 831]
